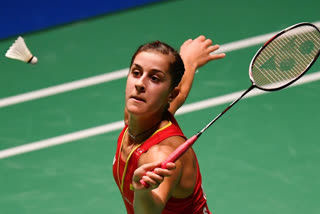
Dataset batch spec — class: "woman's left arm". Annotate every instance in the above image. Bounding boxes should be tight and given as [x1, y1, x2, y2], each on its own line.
[169, 35, 226, 115]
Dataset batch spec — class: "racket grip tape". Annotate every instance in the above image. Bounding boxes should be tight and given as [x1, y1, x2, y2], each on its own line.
[139, 135, 198, 188]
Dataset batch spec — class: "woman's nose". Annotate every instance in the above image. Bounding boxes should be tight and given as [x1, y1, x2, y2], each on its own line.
[135, 76, 146, 92]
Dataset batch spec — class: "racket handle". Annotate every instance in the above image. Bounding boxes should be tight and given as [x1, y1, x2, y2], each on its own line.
[139, 135, 198, 188]
[140, 179, 149, 187]
[161, 134, 198, 167]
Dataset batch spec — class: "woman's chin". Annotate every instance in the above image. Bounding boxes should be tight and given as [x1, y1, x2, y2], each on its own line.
[126, 106, 145, 116]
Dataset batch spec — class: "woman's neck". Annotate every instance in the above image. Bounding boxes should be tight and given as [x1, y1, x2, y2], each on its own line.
[127, 113, 166, 143]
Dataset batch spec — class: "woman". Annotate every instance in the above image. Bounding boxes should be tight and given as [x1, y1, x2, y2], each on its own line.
[113, 35, 226, 214]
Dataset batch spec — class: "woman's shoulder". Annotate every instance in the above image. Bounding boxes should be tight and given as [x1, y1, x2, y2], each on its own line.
[154, 135, 185, 151]
[140, 135, 186, 164]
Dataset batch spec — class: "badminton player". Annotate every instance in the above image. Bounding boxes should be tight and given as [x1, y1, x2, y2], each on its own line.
[113, 35, 226, 214]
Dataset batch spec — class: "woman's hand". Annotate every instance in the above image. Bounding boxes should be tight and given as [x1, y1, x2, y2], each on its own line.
[179, 35, 226, 70]
[132, 161, 176, 191]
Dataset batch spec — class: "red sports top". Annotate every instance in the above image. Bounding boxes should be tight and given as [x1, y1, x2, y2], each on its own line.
[112, 114, 211, 214]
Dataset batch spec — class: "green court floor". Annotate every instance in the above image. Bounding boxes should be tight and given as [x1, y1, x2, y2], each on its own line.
[1, 0, 320, 213]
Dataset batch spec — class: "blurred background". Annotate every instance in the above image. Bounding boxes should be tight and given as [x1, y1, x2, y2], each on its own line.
[0, 0, 320, 213]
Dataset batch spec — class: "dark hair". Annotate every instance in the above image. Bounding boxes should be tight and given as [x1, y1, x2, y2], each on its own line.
[130, 41, 185, 88]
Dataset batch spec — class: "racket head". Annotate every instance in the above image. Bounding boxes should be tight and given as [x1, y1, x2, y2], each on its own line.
[249, 22, 320, 91]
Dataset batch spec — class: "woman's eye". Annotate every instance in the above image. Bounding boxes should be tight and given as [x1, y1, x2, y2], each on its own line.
[131, 70, 140, 77]
[151, 75, 160, 82]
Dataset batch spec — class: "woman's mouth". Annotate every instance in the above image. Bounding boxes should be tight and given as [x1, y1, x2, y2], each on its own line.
[131, 96, 145, 102]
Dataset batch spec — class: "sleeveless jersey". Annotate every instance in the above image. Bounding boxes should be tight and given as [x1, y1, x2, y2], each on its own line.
[112, 114, 211, 214]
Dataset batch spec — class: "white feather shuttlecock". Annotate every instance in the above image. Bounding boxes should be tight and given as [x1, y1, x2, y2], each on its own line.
[5, 36, 38, 64]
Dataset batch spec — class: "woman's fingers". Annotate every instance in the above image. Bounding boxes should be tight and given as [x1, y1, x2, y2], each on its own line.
[141, 166, 175, 187]
[133, 162, 176, 190]
[203, 38, 213, 47]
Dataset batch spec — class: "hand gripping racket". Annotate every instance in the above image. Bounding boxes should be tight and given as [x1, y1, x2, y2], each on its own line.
[140, 22, 320, 187]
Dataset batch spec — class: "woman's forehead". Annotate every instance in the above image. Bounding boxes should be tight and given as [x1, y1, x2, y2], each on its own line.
[132, 51, 173, 71]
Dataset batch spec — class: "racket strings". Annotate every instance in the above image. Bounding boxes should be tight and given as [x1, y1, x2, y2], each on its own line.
[251, 25, 320, 90]
[256, 31, 316, 85]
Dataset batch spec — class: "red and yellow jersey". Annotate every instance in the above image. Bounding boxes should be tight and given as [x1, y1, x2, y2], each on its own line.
[112, 114, 211, 214]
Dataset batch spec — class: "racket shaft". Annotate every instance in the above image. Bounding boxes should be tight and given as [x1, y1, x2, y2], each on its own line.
[140, 86, 254, 187]
[140, 85, 255, 188]
[199, 85, 255, 134]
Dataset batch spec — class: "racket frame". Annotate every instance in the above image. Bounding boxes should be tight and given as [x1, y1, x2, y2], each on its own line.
[249, 22, 320, 91]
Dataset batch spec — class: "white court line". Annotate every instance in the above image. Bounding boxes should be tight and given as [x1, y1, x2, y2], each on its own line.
[1, 70, 320, 159]
[176, 71, 320, 115]
[0, 121, 124, 159]
[1, 21, 319, 108]
[217, 21, 320, 53]
[0, 68, 129, 108]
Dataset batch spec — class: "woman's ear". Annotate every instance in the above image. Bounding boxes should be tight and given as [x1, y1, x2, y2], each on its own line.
[168, 87, 180, 103]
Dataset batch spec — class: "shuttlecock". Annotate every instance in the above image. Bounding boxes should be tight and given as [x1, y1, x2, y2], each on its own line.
[5, 36, 38, 64]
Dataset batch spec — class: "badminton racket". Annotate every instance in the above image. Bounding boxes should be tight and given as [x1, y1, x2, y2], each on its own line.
[141, 22, 320, 187]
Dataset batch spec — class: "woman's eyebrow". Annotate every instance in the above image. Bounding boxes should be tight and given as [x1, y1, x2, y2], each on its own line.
[132, 63, 142, 69]
[132, 63, 165, 75]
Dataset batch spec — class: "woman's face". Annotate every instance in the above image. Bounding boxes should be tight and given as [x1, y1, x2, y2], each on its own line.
[125, 51, 176, 117]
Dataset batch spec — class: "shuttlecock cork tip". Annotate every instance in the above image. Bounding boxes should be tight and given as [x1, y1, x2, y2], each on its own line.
[29, 56, 38, 64]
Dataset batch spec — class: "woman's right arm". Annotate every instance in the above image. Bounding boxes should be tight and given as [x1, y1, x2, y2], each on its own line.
[132, 161, 177, 214]
[131, 137, 185, 214]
